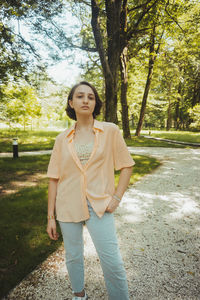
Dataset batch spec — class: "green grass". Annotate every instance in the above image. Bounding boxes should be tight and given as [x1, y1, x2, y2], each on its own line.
[148, 130, 200, 144]
[0, 129, 60, 152]
[125, 136, 186, 148]
[0, 128, 193, 153]
[1, 128, 199, 153]
[0, 155, 62, 298]
[0, 153, 160, 298]
[0, 183, 62, 298]
[0, 155, 50, 185]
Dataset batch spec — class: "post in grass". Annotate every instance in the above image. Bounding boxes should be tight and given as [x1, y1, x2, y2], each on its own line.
[12, 138, 18, 158]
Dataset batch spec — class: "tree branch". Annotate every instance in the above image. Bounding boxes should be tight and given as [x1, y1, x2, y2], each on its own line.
[74, 0, 91, 7]
[127, 0, 159, 41]
[128, 0, 154, 13]
[155, 29, 164, 55]
[164, 7, 185, 33]
[48, 18, 97, 52]
[91, 0, 111, 78]
[8, 27, 41, 60]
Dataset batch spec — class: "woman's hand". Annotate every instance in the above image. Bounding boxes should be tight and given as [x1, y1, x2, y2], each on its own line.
[47, 219, 59, 240]
[105, 196, 120, 213]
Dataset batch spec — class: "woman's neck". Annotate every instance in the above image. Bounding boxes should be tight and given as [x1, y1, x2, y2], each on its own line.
[75, 116, 94, 132]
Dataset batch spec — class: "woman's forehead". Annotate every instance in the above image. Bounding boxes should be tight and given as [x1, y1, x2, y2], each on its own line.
[75, 84, 94, 95]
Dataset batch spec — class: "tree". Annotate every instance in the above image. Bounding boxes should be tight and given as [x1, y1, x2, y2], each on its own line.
[188, 104, 200, 131]
[90, 0, 166, 132]
[91, 0, 122, 123]
[135, 24, 163, 136]
[0, 0, 65, 91]
[2, 83, 41, 130]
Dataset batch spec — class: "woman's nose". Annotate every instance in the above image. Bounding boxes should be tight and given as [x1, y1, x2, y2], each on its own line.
[83, 96, 89, 103]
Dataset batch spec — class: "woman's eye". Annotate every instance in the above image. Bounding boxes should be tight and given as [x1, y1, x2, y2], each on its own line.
[76, 94, 94, 100]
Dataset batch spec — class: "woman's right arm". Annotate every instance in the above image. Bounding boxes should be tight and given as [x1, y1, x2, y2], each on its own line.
[46, 178, 59, 240]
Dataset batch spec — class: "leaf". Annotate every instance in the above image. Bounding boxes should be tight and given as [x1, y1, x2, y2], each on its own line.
[187, 271, 195, 276]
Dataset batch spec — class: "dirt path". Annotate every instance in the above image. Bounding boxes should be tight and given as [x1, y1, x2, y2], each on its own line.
[3, 147, 200, 300]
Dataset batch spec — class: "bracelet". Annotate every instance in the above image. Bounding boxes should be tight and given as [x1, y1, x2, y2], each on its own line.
[47, 215, 55, 220]
[113, 194, 121, 202]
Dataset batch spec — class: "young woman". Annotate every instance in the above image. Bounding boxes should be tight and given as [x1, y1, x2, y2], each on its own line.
[47, 81, 135, 300]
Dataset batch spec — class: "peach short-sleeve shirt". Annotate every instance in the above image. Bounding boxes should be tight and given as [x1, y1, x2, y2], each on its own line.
[47, 119, 135, 222]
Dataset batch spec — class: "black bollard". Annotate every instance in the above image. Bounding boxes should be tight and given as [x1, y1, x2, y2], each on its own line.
[13, 138, 18, 158]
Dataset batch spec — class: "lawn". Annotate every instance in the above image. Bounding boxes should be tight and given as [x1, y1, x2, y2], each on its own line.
[2, 128, 199, 153]
[0, 153, 160, 298]
[138, 130, 200, 144]
[0, 129, 60, 153]
[125, 136, 186, 148]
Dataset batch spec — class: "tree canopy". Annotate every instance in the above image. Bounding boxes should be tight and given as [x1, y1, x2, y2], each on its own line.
[0, 0, 199, 132]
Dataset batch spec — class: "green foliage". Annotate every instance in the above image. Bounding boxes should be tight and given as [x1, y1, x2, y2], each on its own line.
[0, 0, 199, 133]
[188, 105, 200, 131]
[0, 0, 67, 91]
[126, 0, 200, 131]
[38, 81, 71, 126]
[1, 83, 41, 129]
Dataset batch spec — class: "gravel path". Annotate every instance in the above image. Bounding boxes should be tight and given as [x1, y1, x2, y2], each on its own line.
[3, 147, 200, 300]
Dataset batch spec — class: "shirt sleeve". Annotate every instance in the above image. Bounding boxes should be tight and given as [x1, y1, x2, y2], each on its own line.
[113, 126, 135, 171]
[47, 137, 60, 179]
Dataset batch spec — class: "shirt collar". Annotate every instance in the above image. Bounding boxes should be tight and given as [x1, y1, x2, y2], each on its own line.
[66, 119, 104, 139]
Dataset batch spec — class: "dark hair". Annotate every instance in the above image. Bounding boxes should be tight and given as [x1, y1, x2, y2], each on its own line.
[65, 81, 102, 120]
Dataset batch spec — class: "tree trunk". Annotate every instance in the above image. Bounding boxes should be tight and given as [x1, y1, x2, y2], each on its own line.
[175, 101, 180, 130]
[166, 81, 172, 130]
[175, 81, 182, 130]
[119, 0, 131, 138]
[91, 0, 122, 123]
[135, 29, 156, 137]
[135, 62, 154, 136]
[105, 77, 118, 123]
[135, 26, 163, 136]
[120, 46, 131, 138]
[166, 96, 172, 130]
[192, 72, 200, 107]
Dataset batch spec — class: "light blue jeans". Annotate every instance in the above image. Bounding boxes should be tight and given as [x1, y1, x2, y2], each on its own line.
[59, 200, 129, 300]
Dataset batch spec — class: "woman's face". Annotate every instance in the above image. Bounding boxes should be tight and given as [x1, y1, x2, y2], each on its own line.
[69, 84, 96, 118]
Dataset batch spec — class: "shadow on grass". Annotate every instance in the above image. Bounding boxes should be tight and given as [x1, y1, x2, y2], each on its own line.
[0, 155, 50, 189]
[0, 183, 62, 299]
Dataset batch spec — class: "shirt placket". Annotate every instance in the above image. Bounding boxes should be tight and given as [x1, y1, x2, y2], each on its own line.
[68, 128, 99, 213]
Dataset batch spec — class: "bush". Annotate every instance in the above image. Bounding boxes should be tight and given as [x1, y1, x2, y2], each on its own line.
[188, 104, 200, 131]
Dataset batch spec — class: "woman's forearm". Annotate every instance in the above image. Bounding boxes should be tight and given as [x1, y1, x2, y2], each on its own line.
[48, 178, 59, 216]
[114, 166, 133, 199]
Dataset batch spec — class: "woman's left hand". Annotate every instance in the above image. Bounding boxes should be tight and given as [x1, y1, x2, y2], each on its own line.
[105, 196, 120, 213]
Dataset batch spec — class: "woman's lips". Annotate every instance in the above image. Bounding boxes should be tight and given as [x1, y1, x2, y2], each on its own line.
[81, 106, 89, 109]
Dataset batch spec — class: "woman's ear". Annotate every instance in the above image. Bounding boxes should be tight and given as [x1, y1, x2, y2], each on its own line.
[69, 100, 73, 108]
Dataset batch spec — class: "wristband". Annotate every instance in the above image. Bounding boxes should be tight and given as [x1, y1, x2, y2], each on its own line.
[47, 215, 55, 220]
[113, 194, 121, 202]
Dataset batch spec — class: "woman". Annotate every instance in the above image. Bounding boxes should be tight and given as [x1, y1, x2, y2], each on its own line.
[47, 81, 135, 300]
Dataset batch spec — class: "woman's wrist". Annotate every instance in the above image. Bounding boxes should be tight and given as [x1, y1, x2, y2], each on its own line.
[47, 215, 55, 220]
[113, 194, 122, 202]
